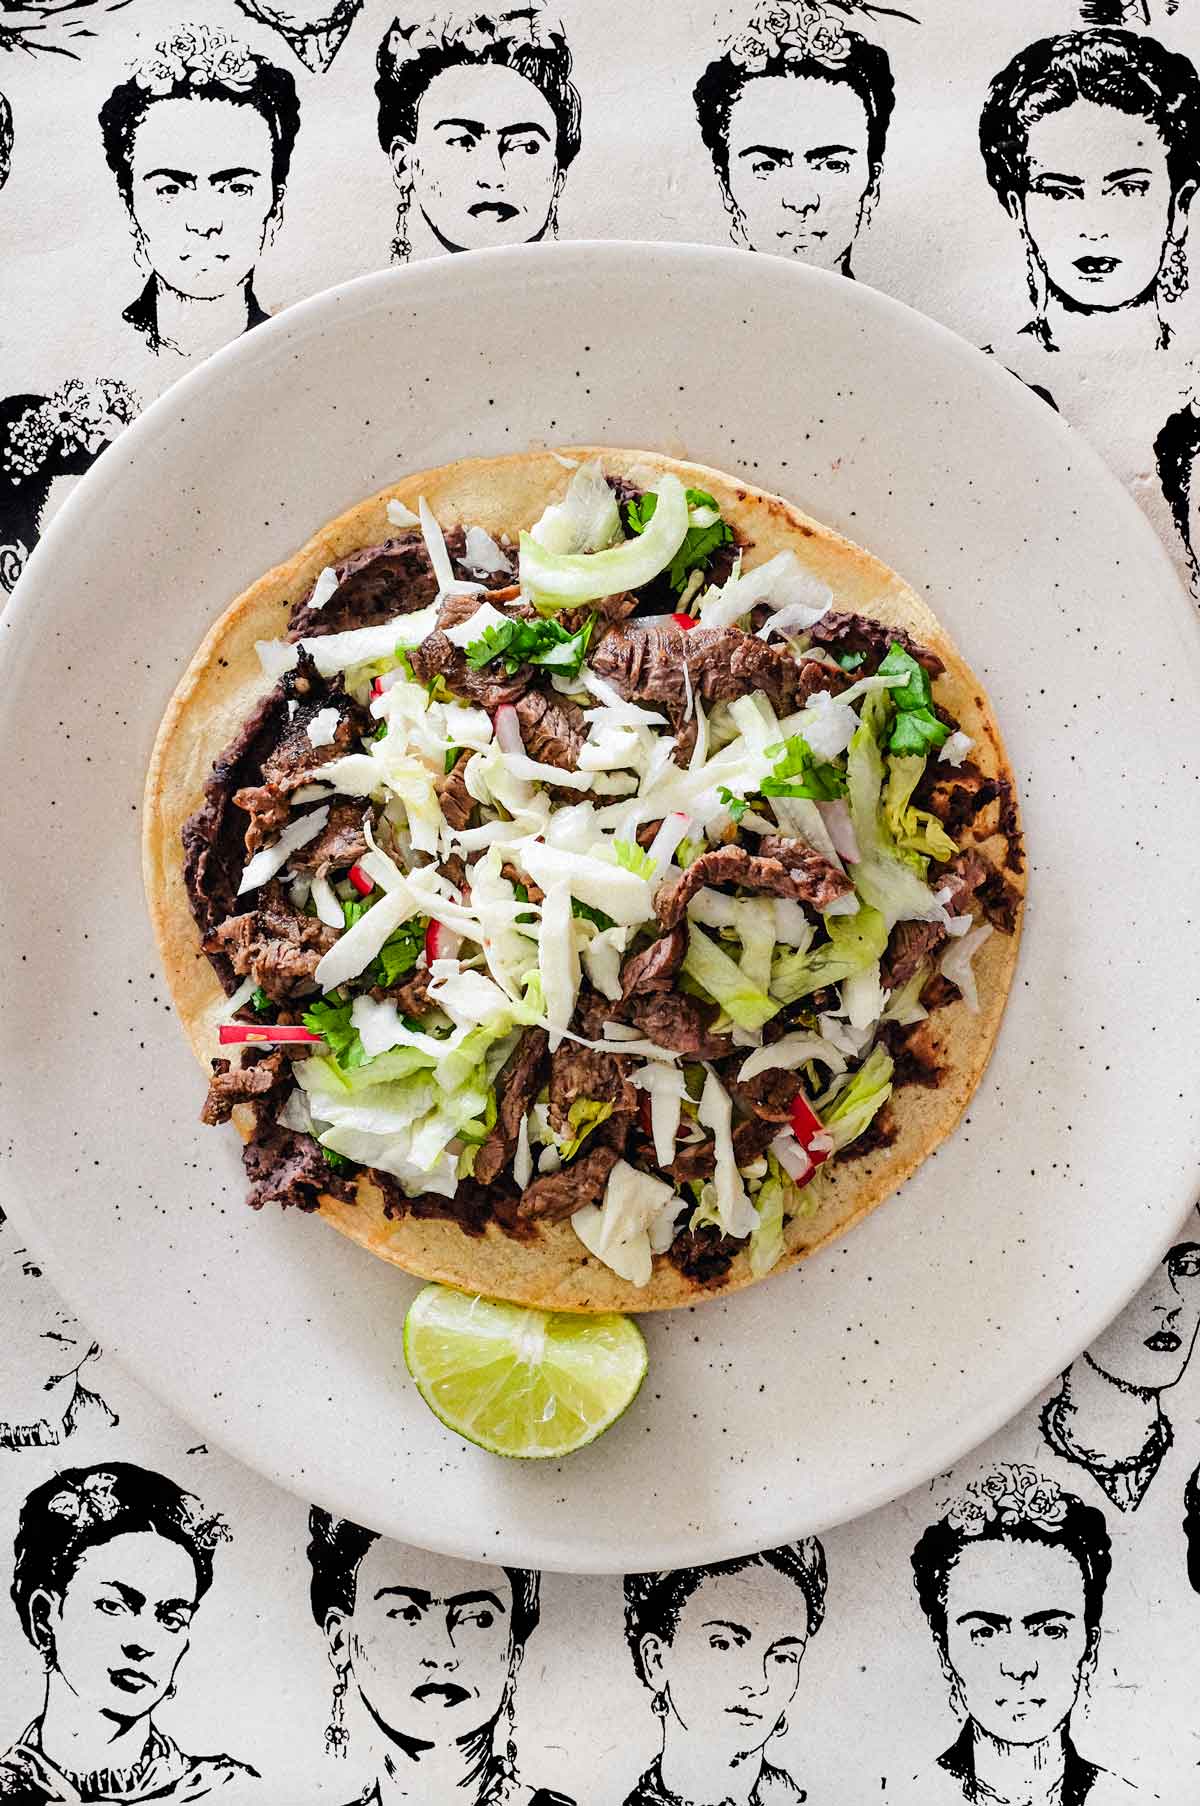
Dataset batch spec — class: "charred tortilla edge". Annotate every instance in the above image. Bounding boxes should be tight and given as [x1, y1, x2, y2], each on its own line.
[143, 446, 1024, 1313]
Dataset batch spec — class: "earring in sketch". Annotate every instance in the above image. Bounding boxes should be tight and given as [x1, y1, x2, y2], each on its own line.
[391, 196, 412, 263]
[651, 1690, 669, 1718]
[1022, 240, 1054, 352]
[1160, 237, 1189, 305]
[325, 1664, 350, 1757]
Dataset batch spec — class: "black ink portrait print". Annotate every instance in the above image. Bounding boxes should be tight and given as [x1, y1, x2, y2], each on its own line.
[1040, 1209, 1200, 1509]
[307, 1509, 573, 1806]
[0, 377, 137, 594]
[621, 1541, 827, 1806]
[979, 28, 1200, 355]
[374, 6, 582, 262]
[0, 1, 133, 59]
[901, 1467, 1130, 1806]
[98, 23, 300, 360]
[234, 0, 363, 76]
[0, 1463, 256, 1803]
[1080, 2, 1181, 24]
[0, 87, 11, 191]
[1154, 395, 1200, 586]
[0, 1221, 119, 1450]
[693, 1, 916, 277]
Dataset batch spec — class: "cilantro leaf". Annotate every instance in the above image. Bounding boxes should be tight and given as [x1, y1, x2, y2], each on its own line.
[613, 838, 655, 878]
[341, 895, 371, 929]
[834, 651, 866, 671]
[370, 918, 426, 989]
[301, 995, 366, 1069]
[623, 488, 734, 595]
[760, 735, 847, 801]
[717, 786, 748, 823]
[370, 721, 388, 741]
[464, 613, 595, 680]
[321, 1146, 354, 1173]
[445, 745, 463, 775]
[250, 986, 272, 1014]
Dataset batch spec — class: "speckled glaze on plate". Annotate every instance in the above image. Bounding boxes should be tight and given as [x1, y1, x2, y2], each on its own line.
[1, 243, 1198, 1574]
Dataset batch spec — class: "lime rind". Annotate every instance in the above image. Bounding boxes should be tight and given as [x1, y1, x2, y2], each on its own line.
[403, 1285, 648, 1459]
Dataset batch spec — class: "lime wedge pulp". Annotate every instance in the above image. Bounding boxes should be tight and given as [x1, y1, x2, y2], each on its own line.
[403, 1285, 648, 1459]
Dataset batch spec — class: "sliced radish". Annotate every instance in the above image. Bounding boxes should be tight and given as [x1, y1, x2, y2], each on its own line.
[218, 1025, 324, 1046]
[672, 612, 698, 630]
[425, 920, 463, 963]
[493, 703, 524, 755]
[348, 864, 374, 898]
[788, 1090, 833, 1168]
[816, 798, 861, 864]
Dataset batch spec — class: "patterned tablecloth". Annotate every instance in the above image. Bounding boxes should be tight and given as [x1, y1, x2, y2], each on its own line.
[2, 1, 1199, 1800]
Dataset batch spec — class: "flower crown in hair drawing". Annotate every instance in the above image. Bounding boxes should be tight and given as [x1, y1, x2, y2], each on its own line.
[2, 379, 138, 484]
[133, 23, 260, 97]
[46, 1471, 231, 1550]
[944, 1464, 1070, 1538]
[383, 5, 560, 63]
[726, 0, 917, 76]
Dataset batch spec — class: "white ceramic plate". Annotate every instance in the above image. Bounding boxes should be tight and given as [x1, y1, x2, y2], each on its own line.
[2, 243, 1198, 1574]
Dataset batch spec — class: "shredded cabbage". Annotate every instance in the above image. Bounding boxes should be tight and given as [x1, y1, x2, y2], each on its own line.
[571, 1159, 681, 1287]
[939, 921, 993, 1013]
[697, 1068, 758, 1237]
[816, 1046, 895, 1153]
[749, 1175, 787, 1278]
[237, 805, 330, 896]
[769, 906, 888, 1004]
[529, 458, 622, 556]
[520, 474, 689, 607]
[883, 755, 958, 868]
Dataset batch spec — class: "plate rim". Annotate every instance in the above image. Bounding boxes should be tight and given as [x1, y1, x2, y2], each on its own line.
[3, 239, 1199, 1571]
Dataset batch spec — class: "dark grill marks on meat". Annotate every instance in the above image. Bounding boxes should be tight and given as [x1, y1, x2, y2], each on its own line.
[286, 800, 369, 875]
[727, 1066, 801, 1124]
[625, 993, 732, 1059]
[589, 623, 808, 716]
[668, 1226, 741, 1286]
[233, 675, 364, 857]
[513, 689, 587, 770]
[386, 1173, 535, 1241]
[435, 752, 476, 832]
[932, 847, 1021, 934]
[620, 924, 686, 999]
[655, 840, 852, 930]
[407, 629, 531, 711]
[517, 1143, 621, 1224]
[920, 972, 962, 1012]
[242, 1115, 355, 1213]
[546, 1040, 634, 1134]
[881, 919, 945, 992]
[287, 532, 478, 639]
[806, 609, 944, 677]
[918, 767, 1025, 877]
[201, 1049, 289, 1126]
[210, 881, 337, 1002]
[836, 1104, 898, 1163]
[878, 1020, 944, 1091]
[976, 859, 1022, 934]
[934, 848, 988, 917]
[474, 1028, 550, 1187]
[379, 966, 433, 1018]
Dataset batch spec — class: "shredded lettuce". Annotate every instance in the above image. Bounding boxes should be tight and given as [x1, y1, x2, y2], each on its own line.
[682, 926, 781, 1031]
[883, 755, 958, 870]
[760, 735, 847, 801]
[749, 1175, 787, 1278]
[816, 1046, 895, 1153]
[612, 838, 655, 878]
[560, 1098, 614, 1161]
[846, 694, 939, 927]
[769, 906, 888, 1005]
[529, 458, 622, 556]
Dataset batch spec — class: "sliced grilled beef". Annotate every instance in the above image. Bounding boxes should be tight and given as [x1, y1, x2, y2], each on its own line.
[546, 1039, 634, 1134]
[881, 919, 946, 991]
[288, 534, 457, 638]
[920, 972, 962, 1012]
[805, 609, 944, 677]
[201, 1049, 289, 1126]
[210, 880, 337, 1002]
[878, 1019, 944, 1090]
[435, 751, 476, 831]
[408, 629, 531, 710]
[933, 847, 1020, 933]
[381, 965, 433, 1018]
[727, 1066, 801, 1123]
[625, 994, 732, 1059]
[668, 1225, 741, 1285]
[286, 800, 369, 875]
[517, 1143, 621, 1223]
[513, 689, 587, 770]
[620, 923, 687, 999]
[836, 1103, 899, 1162]
[655, 840, 852, 929]
[242, 1119, 355, 1213]
[589, 622, 811, 715]
[474, 1028, 550, 1187]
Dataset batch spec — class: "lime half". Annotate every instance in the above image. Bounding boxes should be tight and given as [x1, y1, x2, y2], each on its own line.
[403, 1285, 648, 1459]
